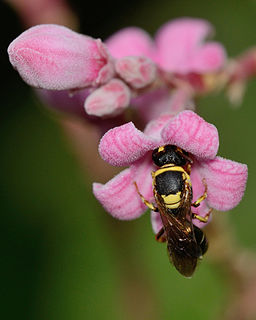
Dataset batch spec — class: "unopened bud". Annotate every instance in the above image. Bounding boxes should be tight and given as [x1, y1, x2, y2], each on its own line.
[84, 79, 131, 117]
[8, 24, 114, 90]
[115, 56, 156, 89]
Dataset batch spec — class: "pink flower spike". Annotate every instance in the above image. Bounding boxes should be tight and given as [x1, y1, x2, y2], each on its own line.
[105, 27, 154, 59]
[8, 24, 114, 90]
[115, 56, 156, 89]
[161, 110, 219, 159]
[154, 18, 226, 73]
[199, 156, 248, 211]
[99, 122, 157, 166]
[84, 79, 131, 117]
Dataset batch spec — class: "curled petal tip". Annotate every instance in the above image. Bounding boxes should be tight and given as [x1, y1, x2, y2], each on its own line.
[200, 157, 248, 211]
[162, 110, 219, 159]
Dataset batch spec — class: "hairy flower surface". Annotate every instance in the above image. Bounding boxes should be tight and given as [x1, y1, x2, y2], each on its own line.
[93, 111, 247, 230]
[8, 24, 114, 90]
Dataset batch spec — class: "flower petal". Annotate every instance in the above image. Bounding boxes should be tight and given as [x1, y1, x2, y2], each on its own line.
[151, 211, 163, 234]
[93, 154, 154, 220]
[105, 27, 154, 59]
[99, 122, 157, 166]
[190, 162, 212, 228]
[155, 18, 212, 73]
[8, 24, 114, 90]
[191, 42, 226, 72]
[144, 112, 175, 141]
[199, 156, 248, 211]
[161, 110, 219, 159]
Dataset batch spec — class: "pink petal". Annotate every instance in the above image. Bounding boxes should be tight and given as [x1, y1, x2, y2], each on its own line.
[84, 79, 131, 117]
[151, 211, 162, 234]
[8, 24, 114, 90]
[191, 42, 226, 72]
[93, 154, 154, 220]
[105, 27, 154, 59]
[99, 122, 157, 166]
[155, 18, 212, 72]
[144, 112, 175, 141]
[199, 156, 248, 211]
[190, 162, 212, 228]
[161, 110, 219, 159]
[115, 56, 156, 89]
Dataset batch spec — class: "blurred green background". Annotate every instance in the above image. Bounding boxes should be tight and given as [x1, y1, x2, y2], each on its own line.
[1, 0, 256, 319]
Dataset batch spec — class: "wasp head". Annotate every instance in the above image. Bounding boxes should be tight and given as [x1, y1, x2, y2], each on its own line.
[152, 145, 192, 167]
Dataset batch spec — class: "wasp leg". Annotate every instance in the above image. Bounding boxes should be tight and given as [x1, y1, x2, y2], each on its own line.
[155, 227, 166, 243]
[133, 181, 158, 212]
[192, 208, 213, 223]
[192, 178, 208, 208]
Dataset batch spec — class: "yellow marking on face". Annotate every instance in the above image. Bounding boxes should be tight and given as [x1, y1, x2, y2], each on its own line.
[161, 192, 182, 209]
[176, 147, 183, 154]
[158, 146, 165, 152]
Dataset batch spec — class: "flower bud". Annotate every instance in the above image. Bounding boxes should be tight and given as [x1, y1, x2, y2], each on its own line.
[115, 56, 156, 89]
[84, 79, 130, 117]
[8, 24, 114, 90]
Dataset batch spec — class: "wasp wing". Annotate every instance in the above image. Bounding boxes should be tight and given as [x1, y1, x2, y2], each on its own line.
[160, 210, 202, 277]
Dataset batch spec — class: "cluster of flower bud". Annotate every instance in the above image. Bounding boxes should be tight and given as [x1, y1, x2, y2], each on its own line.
[8, 19, 227, 120]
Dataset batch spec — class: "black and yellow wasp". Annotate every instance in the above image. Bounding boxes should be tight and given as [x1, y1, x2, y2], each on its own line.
[134, 145, 212, 277]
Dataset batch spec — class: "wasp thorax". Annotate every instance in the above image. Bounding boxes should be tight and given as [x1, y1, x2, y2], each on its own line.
[152, 145, 189, 167]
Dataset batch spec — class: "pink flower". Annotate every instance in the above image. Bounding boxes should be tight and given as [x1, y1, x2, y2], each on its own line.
[93, 111, 247, 231]
[8, 24, 114, 90]
[106, 18, 226, 74]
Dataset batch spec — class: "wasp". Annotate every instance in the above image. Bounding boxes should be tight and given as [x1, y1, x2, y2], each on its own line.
[134, 145, 212, 277]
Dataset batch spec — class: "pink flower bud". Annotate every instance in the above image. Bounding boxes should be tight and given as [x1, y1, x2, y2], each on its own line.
[115, 56, 156, 89]
[8, 24, 114, 90]
[84, 79, 131, 117]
